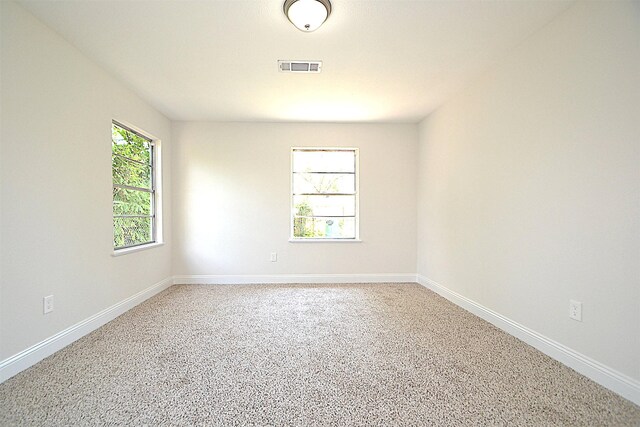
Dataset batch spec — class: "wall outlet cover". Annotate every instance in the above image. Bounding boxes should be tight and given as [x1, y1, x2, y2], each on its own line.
[569, 300, 582, 322]
[43, 295, 54, 314]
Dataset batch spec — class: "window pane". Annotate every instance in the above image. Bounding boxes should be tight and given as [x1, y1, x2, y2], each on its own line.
[293, 173, 355, 194]
[112, 127, 152, 165]
[114, 216, 153, 248]
[292, 150, 355, 173]
[112, 154, 152, 188]
[293, 217, 356, 239]
[112, 122, 157, 250]
[293, 195, 355, 217]
[113, 187, 152, 216]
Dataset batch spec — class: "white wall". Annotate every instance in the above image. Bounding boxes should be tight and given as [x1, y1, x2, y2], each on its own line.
[172, 122, 417, 277]
[3, 0, 637, 402]
[0, 2, 172, 360]
[417, 0, 639, 382]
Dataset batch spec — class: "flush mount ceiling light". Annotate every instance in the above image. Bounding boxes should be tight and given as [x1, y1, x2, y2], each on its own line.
[284, 0, 332, 32]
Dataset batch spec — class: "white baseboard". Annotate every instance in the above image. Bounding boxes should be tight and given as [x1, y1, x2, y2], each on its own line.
[0, 276, 174, 383]
[4, 273, 637, 406]
[416, 274, 640, 406]
[173, 273, 417, 285]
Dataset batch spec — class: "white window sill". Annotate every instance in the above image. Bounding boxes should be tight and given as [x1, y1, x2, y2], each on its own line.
[289, 239, 362, 243]
[112, 242, 164, 257]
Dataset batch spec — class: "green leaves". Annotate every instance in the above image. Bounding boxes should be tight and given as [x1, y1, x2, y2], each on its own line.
[293, 200, 314, 237]
[112, 155, 151, 188]
[112, 123, 155, 249]
[113, 187, 151, 216]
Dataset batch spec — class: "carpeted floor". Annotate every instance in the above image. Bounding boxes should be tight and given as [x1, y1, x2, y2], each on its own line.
[0, 283, 638, 426]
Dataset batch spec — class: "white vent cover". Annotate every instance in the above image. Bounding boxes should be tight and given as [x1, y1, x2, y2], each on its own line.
[278, 60, 322, 73]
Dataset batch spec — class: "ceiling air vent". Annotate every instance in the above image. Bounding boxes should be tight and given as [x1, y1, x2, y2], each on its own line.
[278, 60, 322, 73]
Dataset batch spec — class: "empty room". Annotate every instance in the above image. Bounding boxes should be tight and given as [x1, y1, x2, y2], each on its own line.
[1, 0, 639, 425]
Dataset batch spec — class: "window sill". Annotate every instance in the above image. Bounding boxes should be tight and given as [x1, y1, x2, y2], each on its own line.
[112, 242, 164, 257]
[289, 239, 362, 243]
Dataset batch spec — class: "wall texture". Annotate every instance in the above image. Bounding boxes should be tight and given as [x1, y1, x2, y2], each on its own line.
[0, 1, 172, 360]
[172, 122, 417, 277]
[417, 1, 639, 381]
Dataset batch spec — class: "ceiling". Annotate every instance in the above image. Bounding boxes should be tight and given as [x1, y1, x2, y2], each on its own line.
[20, 0, 574, 123]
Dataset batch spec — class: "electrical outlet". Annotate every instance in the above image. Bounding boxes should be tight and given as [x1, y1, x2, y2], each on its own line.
[270, 252, 277, 262]
[43, 295, 54, 314]
[569, 300, 582, 321]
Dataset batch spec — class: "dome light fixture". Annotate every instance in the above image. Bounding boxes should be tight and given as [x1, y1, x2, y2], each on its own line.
[284, 0, 332, 32]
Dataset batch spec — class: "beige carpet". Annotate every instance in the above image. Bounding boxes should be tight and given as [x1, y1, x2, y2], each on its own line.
[0, 283, 638, 426]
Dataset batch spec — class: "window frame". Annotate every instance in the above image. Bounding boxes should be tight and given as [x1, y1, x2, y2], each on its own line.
[290, 147, 360, 242]
[112, 120, 163, 254]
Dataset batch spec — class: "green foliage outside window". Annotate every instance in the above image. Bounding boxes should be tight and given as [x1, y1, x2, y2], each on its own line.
[112, 123, 155, 249]
[293, 200, 314, 237]
[293, 174, 344, 238]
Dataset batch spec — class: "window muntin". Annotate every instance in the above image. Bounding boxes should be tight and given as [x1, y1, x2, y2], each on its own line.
[112, 122, 156, 250]
[291, 148, 358, 240]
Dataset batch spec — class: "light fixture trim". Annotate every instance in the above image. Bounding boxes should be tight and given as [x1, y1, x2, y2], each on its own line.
[284, 0, 332, 32]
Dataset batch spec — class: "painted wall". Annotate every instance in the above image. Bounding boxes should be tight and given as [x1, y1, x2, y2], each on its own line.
[417, 0, 639, 381]
[172, 122, 417, 277]
[0, 2, 172, 360]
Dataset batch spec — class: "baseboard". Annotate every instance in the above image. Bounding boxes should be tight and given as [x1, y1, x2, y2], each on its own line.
[0, 276, 174, 383]
[4, 273, 636, 406]
[173, 273, 417, 285]
[416, 274, 640, 406]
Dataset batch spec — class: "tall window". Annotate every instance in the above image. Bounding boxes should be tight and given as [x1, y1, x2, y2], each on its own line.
[112, 122, 157, 250]
[291, 148, 358, 240]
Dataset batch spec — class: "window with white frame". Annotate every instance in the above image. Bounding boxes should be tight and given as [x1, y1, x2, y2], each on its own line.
[291, 148, 358, 240]
[112, 121, 158, 250]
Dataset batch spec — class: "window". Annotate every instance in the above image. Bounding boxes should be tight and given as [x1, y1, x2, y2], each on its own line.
[291, 148, 358, 240]
[112, 121, 158, 250]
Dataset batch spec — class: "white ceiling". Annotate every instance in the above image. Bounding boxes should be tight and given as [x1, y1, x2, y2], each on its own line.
[20, 0, 573, 123]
